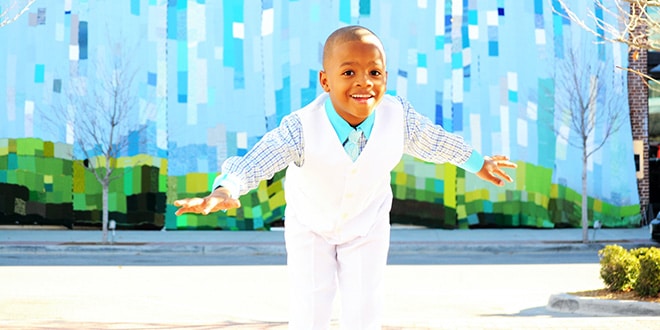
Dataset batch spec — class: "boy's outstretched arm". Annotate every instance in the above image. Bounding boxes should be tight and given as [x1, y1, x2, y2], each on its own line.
[475, 155, 517, 186]
[174, 187, 241, 215]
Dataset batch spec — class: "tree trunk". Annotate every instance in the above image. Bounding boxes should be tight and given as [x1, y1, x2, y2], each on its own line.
[581, 148, 589, 243]
[102, 182, 109, 244]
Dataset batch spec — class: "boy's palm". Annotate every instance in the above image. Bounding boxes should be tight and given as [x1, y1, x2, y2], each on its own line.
[476, 155, 517, 186]
[174, 187, 241, 215]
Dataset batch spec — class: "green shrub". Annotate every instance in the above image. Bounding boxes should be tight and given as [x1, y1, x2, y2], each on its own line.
[633, 247, 660, 297]
[630, 247, 650, 259]
[599, 245, 640, 291]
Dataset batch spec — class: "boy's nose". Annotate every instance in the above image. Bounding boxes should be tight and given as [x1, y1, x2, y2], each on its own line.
[356, 73, 373, 87]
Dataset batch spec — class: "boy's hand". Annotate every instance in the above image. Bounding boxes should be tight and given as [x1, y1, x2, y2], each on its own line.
[476, 155, 517, 186]
[174, 187, 241, 215]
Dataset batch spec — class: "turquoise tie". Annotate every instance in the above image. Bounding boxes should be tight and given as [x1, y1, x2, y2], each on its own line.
[344, 129, 363, 161]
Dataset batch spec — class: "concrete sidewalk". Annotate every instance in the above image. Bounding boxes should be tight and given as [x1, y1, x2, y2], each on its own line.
[0, 225, 656, 255]
[2, 225, 660, 320]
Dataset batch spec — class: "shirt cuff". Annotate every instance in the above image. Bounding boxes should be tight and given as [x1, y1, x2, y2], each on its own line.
[212, 173, 241, 199]
[461, 150, 485, 173]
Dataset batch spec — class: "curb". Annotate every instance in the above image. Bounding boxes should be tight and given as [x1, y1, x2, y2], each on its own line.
[547, 293, 660, 316]
[0, 243, 287, 255]
[389, 241, 654, 254]
[0, 241, 654, 255]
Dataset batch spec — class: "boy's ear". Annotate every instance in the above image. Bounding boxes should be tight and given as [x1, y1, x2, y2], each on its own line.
[319, 70, 330, 92]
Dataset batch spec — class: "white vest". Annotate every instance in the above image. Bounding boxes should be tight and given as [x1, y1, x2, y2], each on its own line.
[285, 93, 404, 243]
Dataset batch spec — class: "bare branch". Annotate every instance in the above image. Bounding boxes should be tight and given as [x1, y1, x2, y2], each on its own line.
[41, 35, 145, 183]
[554, 0, 660, 52]
[553, 45, 625, 156]
[0, 0, 36, 28]
[616, 64, 660, 89]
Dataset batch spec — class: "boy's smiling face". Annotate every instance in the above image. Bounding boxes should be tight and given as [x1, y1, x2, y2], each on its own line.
[320, 31, 387, 127]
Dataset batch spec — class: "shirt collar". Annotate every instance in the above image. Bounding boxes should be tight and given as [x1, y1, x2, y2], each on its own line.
[325, 97, 375, 143]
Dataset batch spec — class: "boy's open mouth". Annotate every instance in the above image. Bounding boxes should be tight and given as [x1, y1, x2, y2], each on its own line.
[351, 94, 373, 101]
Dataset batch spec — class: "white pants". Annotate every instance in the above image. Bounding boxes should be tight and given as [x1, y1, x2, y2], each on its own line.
[284, 218, 390, 330]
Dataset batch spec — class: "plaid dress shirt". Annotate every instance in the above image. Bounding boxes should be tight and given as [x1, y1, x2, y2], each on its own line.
[216, 95, 482, 197]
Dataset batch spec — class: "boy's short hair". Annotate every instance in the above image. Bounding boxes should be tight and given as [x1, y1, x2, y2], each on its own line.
[322, 25, 386, 69]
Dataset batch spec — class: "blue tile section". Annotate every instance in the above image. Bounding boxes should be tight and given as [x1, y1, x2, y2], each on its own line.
[0, 0, 640, 209]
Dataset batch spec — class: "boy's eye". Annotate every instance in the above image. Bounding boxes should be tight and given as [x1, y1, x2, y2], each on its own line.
[371, 70, 382, 76]
[342, 70, 354, 76]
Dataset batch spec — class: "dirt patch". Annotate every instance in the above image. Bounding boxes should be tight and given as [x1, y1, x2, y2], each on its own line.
[570, 288, 660, 303]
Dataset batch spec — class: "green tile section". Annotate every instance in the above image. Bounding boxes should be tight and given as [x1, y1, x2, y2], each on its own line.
[166, 170, 286, 230]
[0, 138, 168, 228]
[389, 157, 640, 229]
[0, 138, 642, 230]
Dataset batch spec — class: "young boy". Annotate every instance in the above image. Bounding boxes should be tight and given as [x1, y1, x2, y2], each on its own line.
[175, 25, 516, 329]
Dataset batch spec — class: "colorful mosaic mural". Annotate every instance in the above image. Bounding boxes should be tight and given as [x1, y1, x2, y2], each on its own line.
[0, 0, 641, 230]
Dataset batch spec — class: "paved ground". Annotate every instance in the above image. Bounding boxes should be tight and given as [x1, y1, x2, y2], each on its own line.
[1, 226, 659, 329]
[1, 263, 659, 329]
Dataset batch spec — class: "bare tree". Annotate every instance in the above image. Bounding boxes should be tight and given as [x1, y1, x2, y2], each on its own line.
[0, 0, 35, 28]
[45, 37, 146, 243]
[554, 0, 655, 226]
[553, 47, 626, 243]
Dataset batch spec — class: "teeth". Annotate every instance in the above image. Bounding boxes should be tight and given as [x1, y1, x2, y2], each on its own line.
[352, 94, 371, 98]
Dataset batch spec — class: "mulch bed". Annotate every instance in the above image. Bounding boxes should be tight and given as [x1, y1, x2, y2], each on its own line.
[570, 288, 660, 303]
